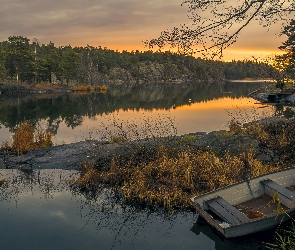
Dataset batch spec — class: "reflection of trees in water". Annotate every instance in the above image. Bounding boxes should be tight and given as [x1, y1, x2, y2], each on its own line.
[73, 188, 195, 250]
[0, 82, 268, 132]
[0, 169, 196, 249]
[0, 169, 78, 203]
[0, 168, 278, 249]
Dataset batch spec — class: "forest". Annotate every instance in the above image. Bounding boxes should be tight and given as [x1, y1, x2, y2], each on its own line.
[0, 36, 279, 86]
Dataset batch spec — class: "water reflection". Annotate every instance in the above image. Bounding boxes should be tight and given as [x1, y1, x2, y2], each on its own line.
[0, 169, 205, 250]
[0, 169, 275, 250]
[0, 81, 276, 144]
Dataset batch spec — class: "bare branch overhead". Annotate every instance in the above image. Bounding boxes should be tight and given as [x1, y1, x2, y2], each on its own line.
[145, 0, 295, 58]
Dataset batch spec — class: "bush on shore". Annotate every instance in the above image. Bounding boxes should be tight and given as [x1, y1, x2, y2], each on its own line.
[70, 145, 277, 211]
[0, 121, 53, 154]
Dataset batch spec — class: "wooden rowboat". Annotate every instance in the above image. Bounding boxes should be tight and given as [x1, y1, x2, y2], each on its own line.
[191, 167, 295, 238]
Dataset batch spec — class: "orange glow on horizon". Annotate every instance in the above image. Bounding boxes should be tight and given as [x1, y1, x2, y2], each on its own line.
[65, 39, 283, 62]
[221, 48, 284, 62]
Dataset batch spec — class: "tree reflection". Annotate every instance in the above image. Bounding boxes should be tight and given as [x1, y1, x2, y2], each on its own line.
[0, 168, 277, 249]
[0, 82, 269, 134]
[0, 169, 197, 249]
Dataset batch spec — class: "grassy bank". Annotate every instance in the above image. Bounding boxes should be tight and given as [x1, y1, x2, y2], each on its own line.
[69, 117, 295, 211]
[2, 117, 295, 212]
[70, 146, 277, 211]
[2, 117, 295, 247]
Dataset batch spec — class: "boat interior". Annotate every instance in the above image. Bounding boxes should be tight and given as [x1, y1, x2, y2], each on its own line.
[204, 179, 295, 225]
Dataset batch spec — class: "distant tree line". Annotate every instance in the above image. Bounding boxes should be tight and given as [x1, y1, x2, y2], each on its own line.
[0, 36, 278, 85]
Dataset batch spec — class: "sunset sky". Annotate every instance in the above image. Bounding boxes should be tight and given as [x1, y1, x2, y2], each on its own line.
[0, 0, 286, 61]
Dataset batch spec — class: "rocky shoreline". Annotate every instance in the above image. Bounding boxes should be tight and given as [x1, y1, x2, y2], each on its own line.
[0, 128, 279, 171]
[248, 87, 295, 105]
[0, 84, 293, 171]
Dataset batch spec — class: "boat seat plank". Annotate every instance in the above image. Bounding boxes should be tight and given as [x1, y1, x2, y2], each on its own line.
[205, 196, 250, 225]
[261, 179, 295, 209]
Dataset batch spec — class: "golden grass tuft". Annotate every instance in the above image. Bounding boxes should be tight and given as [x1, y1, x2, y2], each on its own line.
[71, 146, 277, 211]
[11, 121, 53, 154]
[246, 123, 269, 143]
[94, 85, 107, 91]
[247, 119, 295, 164]
[228, 119, 244, 134]
[109, 135, 127, 144]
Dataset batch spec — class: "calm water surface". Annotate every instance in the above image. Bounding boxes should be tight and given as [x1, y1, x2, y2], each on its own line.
[0, 81, 278, 145]
[0, 81, 282, 249]
[0, 169, 274, 250]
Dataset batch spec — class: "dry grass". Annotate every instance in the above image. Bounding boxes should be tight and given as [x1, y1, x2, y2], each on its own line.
[109, 135, 127, 144]
[71, 146, 277, 211]
[246, 123, 269, 143]
[70, 117, 294, 212]
[228, 119, 244, 134]
[71, 85, 107, 92]
[95, 85, 107, 91]
[72, 85, 94, 92]
[229, 118, 295, 165]
[11, 121, 53, 154]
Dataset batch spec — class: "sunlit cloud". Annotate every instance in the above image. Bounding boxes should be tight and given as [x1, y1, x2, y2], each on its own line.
[0, 0, 287, 60]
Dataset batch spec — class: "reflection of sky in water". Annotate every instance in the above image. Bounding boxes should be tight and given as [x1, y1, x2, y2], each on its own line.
[52, 97, 274, 145]
[0, 81, 277, 145]
[0, 170, 213, 250]
[0, 170, 271, 250]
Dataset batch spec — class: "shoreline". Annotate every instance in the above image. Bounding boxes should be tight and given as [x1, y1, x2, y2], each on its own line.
[0, 128, 278, 171]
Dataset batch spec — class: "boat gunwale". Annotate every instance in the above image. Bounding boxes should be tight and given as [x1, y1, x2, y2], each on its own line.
[191, 167, 295, 205]
[191, 166, 295, 238]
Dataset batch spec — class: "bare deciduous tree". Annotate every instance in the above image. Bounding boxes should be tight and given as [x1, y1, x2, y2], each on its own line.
[145, 0, 295, 58]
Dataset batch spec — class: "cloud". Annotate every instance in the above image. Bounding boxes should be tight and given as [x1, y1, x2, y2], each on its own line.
[0, 0, 187, 43]
[0, 0, 287, 59]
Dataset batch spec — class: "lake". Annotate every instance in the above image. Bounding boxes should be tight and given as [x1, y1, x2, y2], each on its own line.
[0, 81, 285, 249]
[0, 81, 278, 145]
[0, 169, 275, 250]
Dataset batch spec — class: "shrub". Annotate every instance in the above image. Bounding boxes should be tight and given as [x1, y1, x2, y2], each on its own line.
[246, 119, 295, 164]
[11, 121, 53, 154]
[228, 119, 244, 134]
[71, 146, 277, 211]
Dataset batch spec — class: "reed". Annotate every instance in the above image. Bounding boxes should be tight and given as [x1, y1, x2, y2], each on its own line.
[229, 117, 295, 165]
[71, 116, 292, 212]
[71, 145, 276, 211]
[265, 225, 295, 250]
